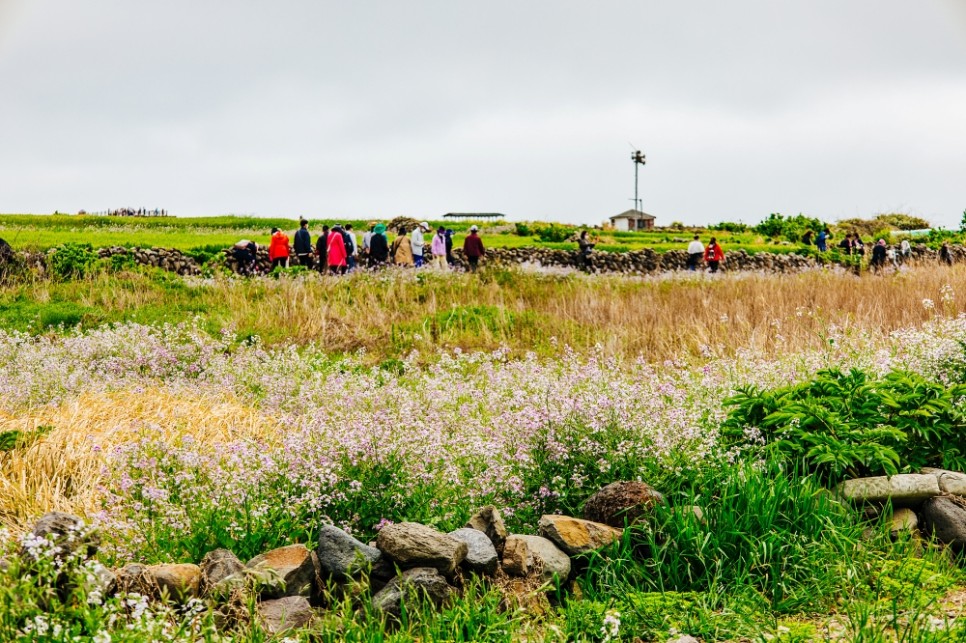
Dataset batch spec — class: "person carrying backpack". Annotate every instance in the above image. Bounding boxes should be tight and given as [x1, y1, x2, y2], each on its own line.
[704, 237, 724, 273]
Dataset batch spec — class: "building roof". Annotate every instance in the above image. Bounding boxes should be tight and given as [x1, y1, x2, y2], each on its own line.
[609, 209, 656, 221]
[443, 212, 506, 219]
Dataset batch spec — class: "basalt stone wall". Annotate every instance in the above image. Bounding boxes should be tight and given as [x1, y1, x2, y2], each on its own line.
[13, 242, 966, 278]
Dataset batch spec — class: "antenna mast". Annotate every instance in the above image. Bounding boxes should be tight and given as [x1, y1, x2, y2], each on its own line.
[630, 148, 646, 211]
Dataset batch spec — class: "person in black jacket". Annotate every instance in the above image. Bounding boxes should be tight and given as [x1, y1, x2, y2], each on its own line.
[870, 239, 887, 272]
[293, 219, 313, 268]
[315, 225, 329, 273]
[368, 223, 390, 267]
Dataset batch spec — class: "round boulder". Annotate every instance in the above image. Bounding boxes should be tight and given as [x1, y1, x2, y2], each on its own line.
[582, 481, 664, 528]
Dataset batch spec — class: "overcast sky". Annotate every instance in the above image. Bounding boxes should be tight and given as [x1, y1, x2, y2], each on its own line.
[1, 1, 965, 226]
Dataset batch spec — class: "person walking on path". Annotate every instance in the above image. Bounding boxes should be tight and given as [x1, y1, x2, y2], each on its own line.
[816, 229, 830, 252]
[327, 225, 348, 274]
[411, 222, 428, 267]
[430, 226, 448, 270]
[704, 237, 724, 273]
[315, 225, 329, 273]
[463, 224, 485, 272]
[445, 229, 455, 266]
[839, 234, 854, 255]
[268, 227, 291, 271]
[293, 219, 313, 268]
[870, 239, 887, 272]
[344, 224, 358, 271]
[686, 235, 704, 271]
[368, 223, 390, 267]
[391, 227, 415, 266]
[578, 230, 595, 272]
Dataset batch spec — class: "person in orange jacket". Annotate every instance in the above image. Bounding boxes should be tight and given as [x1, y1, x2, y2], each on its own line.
[268, 227, 291, 270]
[704, 237, 724, 273]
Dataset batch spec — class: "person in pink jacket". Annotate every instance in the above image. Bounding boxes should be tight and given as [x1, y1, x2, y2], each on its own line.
[326, 225, 348, 274]
[430, 226, 448, 270]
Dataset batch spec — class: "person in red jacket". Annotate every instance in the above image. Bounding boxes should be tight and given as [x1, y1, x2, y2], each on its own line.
[704, 237, 724, 273]
[462, 225, 486, 272]
[268, 227, 291, 270]
[326, 225, 348, 274]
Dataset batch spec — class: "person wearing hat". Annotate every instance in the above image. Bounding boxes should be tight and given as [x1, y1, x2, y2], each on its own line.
[462, 224, 485, 272]
[411, 221, 428, 267]
[430, 225, 448, 270]
[268, 227, 291, 271]
[368, 223, 390, 267]
[392, 226, 414, 267]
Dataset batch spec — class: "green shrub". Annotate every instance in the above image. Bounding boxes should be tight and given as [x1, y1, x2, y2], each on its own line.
[514, 222, 533, 237]
[49, 243, 97, 280]
[535, 223, 574, 243]
[722, 368, 966, 484]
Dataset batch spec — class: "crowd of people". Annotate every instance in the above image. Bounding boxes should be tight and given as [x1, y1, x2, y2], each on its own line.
[232, 221, 487, 276]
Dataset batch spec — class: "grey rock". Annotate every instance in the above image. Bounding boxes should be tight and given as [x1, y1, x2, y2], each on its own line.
[116, 563, 150, 592]
[502, 535, 571, 584]
[27, 512, 99, 561]
[839, 474, 940, 506]
[316, 524, 382, 581]
[376, 522, 467, 575]
[257, 596, 314, 634]
[448, 528, 499, 575]
[200, 548, 244, 589]
[465, 506, 508, 555]
[247, 544, 319, 599]
[921, 496, 966, 546]
[921, 468, 966, 496]
[371, 567, 455, 619]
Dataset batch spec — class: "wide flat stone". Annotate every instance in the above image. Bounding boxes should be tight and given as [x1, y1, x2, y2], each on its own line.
[246, 544, 319, 598]
[448, 528, 499, 575]
[376, 522, 467, 575]
[921, 468, 966, 496]
[838, 474, 940, 506]
[257, 596, 314, 634]
[502, 535, 571, 584]
[537, 515, 622, 556]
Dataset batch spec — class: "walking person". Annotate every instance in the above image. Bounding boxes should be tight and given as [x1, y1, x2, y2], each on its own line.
[268, 227, 291, 271]
[368, 223, 390, 268]
[839, 234, 854, 255]
[578, 230, 595, 272]
[445, 229, 455, 266]
[686, 235, 704, 271]
[816, 229, 830, 252]
[327, 225, 348, 274]
[293, 219, 314, 268]
[315, 225, 329, 273]
[463, 224, 485, 272]
[344, 224, 358, 271]
[411, 222, 428, 267]
[870, 239, 887, 273]
[704, 237, 724, 273]
[391, 227, 414, 266]
[430, 226, 448, 270]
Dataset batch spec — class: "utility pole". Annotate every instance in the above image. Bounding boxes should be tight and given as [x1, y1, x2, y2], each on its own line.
[630, 149, 646, 211]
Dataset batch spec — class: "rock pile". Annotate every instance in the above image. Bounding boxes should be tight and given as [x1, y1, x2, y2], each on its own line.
[9, 488, 672, 636]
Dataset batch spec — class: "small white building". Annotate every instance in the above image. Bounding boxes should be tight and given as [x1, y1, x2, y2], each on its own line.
[609, 209, 656, 231]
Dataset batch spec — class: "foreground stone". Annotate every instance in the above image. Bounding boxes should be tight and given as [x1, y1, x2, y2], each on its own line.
[537, 515, 623, 556]
[376, 522, 467, 575]
[839, 474, 940, 506]
[582, 481, 664, 528]
[371, 567, 455, 619]
[448, 528, 499, 575]
[246, 544, 319, 598]
[316, 525, 382, 581]
[27, 512, 99, 561]
[921, 496, 966, 547]
[146, 564, 201, 602]
[200, 549, 245, 589]
[502, 535, 571, 584]
[257, 596, 314, 634]
[921, 468, 966, 496]
[466, 506, 508, 555]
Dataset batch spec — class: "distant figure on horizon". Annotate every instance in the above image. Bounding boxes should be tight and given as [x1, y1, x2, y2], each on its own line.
[391, 226, 414, 266]
[687, 234, 704, 271]
[816, 229, 829, 252]
[463, 225, 485, 272]
[801, 230, 813, 246]
[870, 239, 887, 272]
[327, 225, 348, 274]
[704, 237, 724, 273]
[368, 223, 390, 267]
[344, 224, 358, 271]
[268, 227, 290, 270]
[294, 219, 313, 268]
[315, 225, 329, 272]
[431, 226, 448, 270]
[411, 222, 428, 267]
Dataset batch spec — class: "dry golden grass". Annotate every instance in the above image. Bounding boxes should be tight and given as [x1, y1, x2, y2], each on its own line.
[0, 389, 277, 533]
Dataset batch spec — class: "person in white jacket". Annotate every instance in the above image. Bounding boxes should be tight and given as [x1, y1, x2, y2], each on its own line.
[687, 235, 705, 271]
[411, 222, 428, 267]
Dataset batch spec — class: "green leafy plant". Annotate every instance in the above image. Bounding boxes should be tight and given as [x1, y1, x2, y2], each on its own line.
[49, 243, 98, 280]
[722, 368, 966, 484]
